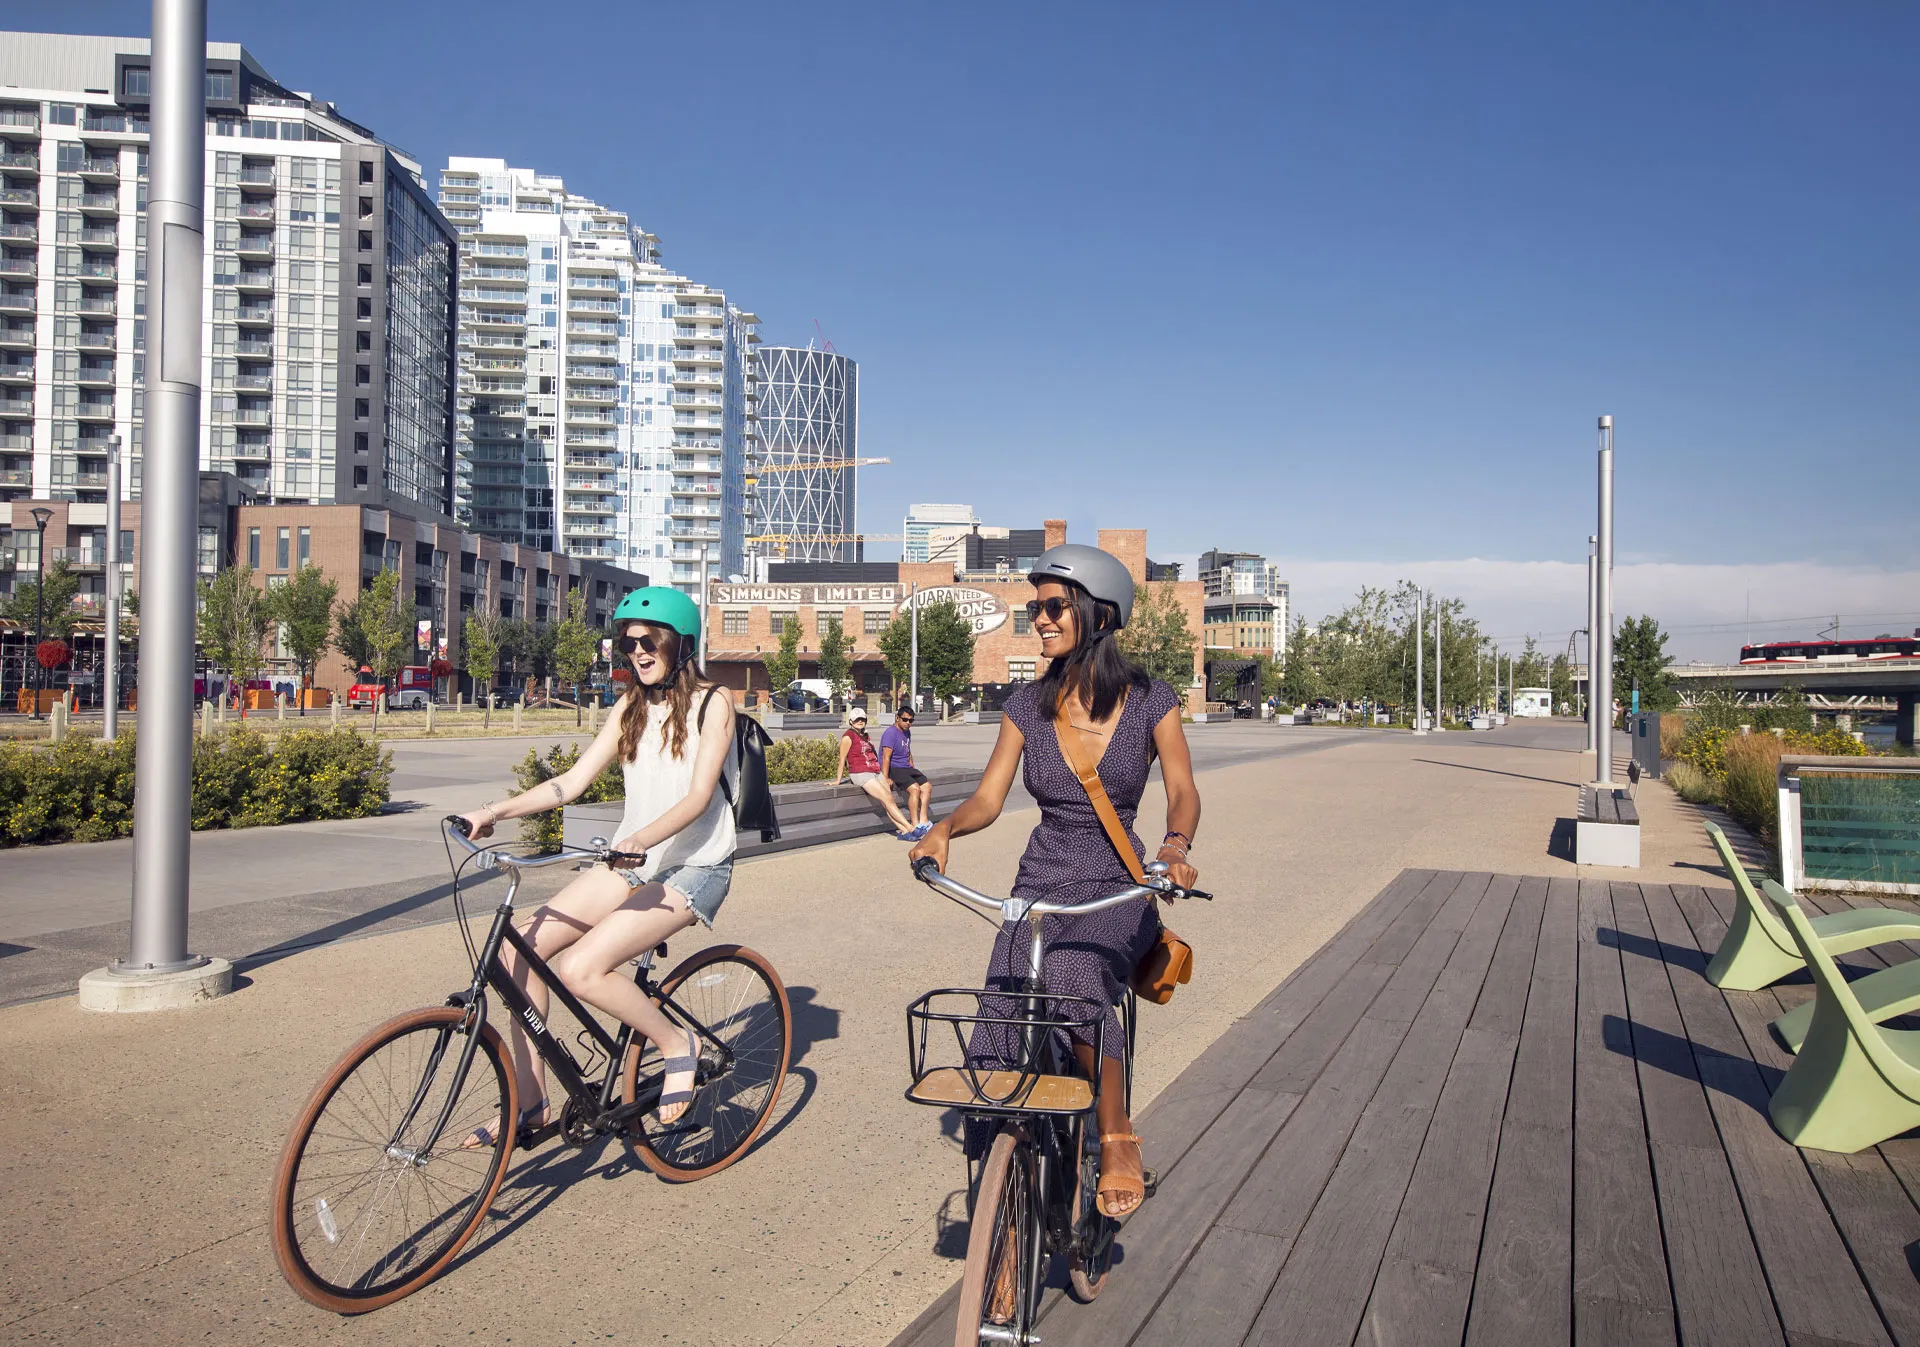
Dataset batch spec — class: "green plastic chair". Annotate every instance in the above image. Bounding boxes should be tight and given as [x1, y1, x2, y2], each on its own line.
[1773, 958, 1920, 1053]
[1701, 821, 1920, 991]
[1763, 880, 1920, 1153]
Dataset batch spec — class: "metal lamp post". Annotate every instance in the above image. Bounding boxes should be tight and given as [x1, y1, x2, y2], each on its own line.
[28, 506, 52, 719]
[1413, 589, 1426, 734]
[104, 436, 122, 738]
[1594, 416, 1615, 785]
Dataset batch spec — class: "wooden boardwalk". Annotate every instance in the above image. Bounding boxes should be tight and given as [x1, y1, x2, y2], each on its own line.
[892, 869, 1920, 1347]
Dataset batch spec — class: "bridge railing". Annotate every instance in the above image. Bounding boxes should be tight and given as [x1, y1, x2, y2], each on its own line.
[1779, 754, 1920, 897]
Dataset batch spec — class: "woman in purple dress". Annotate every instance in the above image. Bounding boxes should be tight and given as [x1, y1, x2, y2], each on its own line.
[911, 543, 1201, 1218]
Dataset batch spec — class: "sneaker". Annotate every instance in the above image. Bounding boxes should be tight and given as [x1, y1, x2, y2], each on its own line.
[895, 828, 917, 841]
[910, 822, 933, 839]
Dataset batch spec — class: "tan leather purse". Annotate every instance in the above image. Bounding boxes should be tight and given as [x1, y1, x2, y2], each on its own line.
[1053, 702, 1192, 1005]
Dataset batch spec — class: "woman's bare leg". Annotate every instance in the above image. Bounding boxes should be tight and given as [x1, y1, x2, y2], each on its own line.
[1074, 1043, 1142, 1216]
[861, 778, 913, 831]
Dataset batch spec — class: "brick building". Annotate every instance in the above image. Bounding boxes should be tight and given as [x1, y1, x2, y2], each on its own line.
[701, 519, 1204, 705]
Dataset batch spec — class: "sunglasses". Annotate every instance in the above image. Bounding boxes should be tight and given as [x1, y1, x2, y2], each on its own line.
[1025, 596, 1075, 623]
[615, 632, 663, 656]
[897, 713, 914, 723]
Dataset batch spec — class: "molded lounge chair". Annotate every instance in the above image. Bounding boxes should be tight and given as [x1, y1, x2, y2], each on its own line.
[1762, 879, 1920, 1153]
[1701, 821, 1920, 991]
[1773, 955, 1920, 1053]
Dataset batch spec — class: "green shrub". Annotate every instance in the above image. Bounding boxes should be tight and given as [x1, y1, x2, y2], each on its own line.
[1666, 760, 1718, 805]
[765, 736, 838, 785]
[1722, 733, 1784, 842]
[512, 742, 622, 853]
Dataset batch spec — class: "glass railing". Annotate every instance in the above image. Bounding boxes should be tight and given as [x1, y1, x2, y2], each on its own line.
[1795, 764, 1920, 891]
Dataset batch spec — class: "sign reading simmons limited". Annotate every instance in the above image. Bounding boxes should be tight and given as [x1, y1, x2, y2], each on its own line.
[897, 586, 1009, 635]
[711, 583, 902, 606]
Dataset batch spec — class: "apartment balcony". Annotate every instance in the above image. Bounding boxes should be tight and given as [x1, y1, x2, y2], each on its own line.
[231, 437, 272, 460]
[562, 521, 616, 541]
[77, 260, 116, 282]
[566, 409, 615, 428]
[564, 450, 620, 469]
[466, 288, 525, 309]
[567, 384, 617, 405]
[233, 406, 272, 428]
[236, 202, 274, 222]
[470, 377, 524, 394]
[567, 341, 616, 363]
[673, 304, 727, 319]
[474, 401, 526, 421]
[0, 468, 30, 487]
[0, 222, 33, 247]
[462, 265, 526, 283]
[566, 320, 619, 337]
[234, 234, 274, 259]
[238, 166, 275, 189]
[77, 157, 120, 182]
[78, 295, 115, 316]
[670, 393, 723, 409]
[663, 523, 720, 541]
[0, 187, 38, 208]
[468, 332, 525, 350]
[0, 431, 31, 449]
[71, 470, 110, 491]
[78, 191, 118, 215]
[564, 496, 618, 517]
[0, 257, 34, 277]
[0, 151, 36, 177]
[235, 372, 272, 393]
[565, 429, 618, 447]
[75, 361, 113, 386]
[566, 296, 618, 315]
[672, 369, 722, 388]
[675, 347, 723, 367]
[564, 474, 615, 491]
[235, 265, 273, 292]
[469, 310, 526, 328]
[0, 394, 31, 416]
[0, 110, 38, 131]
[566, 274, 618, 293]
[0, 324, 30, 348]
[76, 398, 116, 421]
[235, 337, 273, 356]
[0, 290, 30, 312]
[234, 303, 274, 327]
[76, 331, 115, 351]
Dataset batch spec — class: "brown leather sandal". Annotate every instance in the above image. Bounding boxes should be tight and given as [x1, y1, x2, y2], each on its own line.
[1097, 1132, 1146, 1218]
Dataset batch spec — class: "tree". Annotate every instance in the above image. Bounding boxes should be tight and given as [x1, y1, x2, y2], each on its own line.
[336, 570, 408, 723]
[263, 565, 337, 716]
[765, 615, 802, 700]
[916, 599, 976, 707]
[4, 558, 82, 642]
[197, 564, 268, 711]
[551, 586, 597, 726]
[1613, 614, 1677, 712]
[877, 611, 914, 696]
[464, 609, 504, 726]
[1118, 582, 1197, 687]
[817, 614, 853, 708]
[1550, 651, 1574, 715]
[1280, 617, 1321, 707]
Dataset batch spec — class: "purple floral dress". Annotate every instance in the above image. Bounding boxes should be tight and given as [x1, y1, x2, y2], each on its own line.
[966, 677, 1182, 1079]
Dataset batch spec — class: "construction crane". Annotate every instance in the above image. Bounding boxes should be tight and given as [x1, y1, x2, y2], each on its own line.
[743, 456, 889, 486]
[746, 532, 904, 546]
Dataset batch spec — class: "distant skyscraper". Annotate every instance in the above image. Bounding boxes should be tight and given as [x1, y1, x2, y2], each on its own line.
[751, 346, 858, 563]
[1199, 548, 1289, 657]
[903, 502, 977, 563]
[437, 157, 756, 592]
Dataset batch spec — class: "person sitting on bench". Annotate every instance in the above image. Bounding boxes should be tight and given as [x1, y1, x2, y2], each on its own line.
[835, 708, 919, 839]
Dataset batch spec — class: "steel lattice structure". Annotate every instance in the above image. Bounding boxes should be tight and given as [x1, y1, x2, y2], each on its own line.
[751, 347, 859, 562]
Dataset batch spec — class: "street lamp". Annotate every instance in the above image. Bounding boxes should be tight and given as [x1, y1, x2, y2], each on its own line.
[28, 505, 53, 721]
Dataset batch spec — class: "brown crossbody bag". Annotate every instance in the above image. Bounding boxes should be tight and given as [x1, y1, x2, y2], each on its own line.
[1053, 702, 1193, 1005]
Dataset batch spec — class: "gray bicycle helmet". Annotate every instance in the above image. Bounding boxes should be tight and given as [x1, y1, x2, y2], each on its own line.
[1027, 543, 1135, 629]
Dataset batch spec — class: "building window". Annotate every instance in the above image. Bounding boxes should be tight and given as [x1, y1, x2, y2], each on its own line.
[815, 612, 840, 637]
[356, 298, 372, 319]
[359, 161, 374, 184]
[769, 610, 797, 636]
[354, 431, 368, 453]
[276, 526, 290, 569]
[358, 230, 372, 251]
[354, 398, 369, 419]
[864, 609, 887, 634]
[722, 610, 748, 636]
[353, 465, 368, 487]
[358, 196, 373, 219]
[297, 525, 310, 566]
[355, 330, 370, 351]
[355, 364, 371, 386]
[197, 526, 218, 572]
[205, 70, 235, 101]
[1013, 609, 1032, 635]
[122, 67, 150, 99]
[246, 526, 260, 568]
[1008, 659, 1036, 683]
[357, 263, 372, 285]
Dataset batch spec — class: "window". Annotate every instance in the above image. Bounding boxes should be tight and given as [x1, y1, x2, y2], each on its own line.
[205, 70, 235, 102]
[358, 161, 373, 184]
[355, 330, 370, 351]
[722, 610, 748, 636]
[353, 398, 369, 419]
[353, 465, 368, 487]
[122, 67, 151, 99]
[770, 609, 797, 635]
[358, 230, 372, 251]
[864, 610, 887, 634]
[358, 196, 372, 219]
[354, 432, 368, 453]
[197, 526, 218, 571]
[1013, 609, 1032, 635]
[357, 263, 371, 285]
[275, 526, 290, 569]
[356, 297, 371, 319]
[1008, 658, 1036, 683]
[246, 526, 260, 567]
[297, 526, 310, 566]
[816, 611, 840, 636]
[355, 364, 370, 386]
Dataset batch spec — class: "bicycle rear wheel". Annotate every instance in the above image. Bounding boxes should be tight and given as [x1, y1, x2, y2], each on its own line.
[1067, 1120, 1116, 1302]
[956, 1126, 1038, 1347]
[621, 943, 791, 1181]
[270, 1006, 515, 1313]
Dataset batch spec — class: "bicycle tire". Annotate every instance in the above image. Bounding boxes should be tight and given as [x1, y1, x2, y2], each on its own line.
[270, 1006, 516, 1314]
[1067, 1121, 1115, 1302]
[955, 1126, 1037, 1347]
[620, 943, 792, 1182]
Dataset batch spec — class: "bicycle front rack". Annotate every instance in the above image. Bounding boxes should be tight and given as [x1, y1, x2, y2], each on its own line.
[905, 988, 1108, 1117]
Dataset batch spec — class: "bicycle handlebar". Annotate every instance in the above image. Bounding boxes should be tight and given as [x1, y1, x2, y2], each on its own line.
[910, 854, 1212, 917]
[443, 814, 639, 872]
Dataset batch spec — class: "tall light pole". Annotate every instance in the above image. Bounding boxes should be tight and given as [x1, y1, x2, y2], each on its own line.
[1413, 589, 1426, 734]
[908, 581, 919, 714]
[104, 435, 122, 738]
[1585, 535, 1597, 753]
[696, 540, 710, 670]
[1594, 416, 1615, 785]
[28, 506, 52, 720]
[1433, 592, 1444, 732]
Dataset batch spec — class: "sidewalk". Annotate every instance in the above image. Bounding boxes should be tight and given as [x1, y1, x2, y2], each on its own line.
[0, 720, 1701, 1345]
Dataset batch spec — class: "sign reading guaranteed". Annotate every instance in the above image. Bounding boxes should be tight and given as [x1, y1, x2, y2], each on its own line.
[897, 585, 1009, 635]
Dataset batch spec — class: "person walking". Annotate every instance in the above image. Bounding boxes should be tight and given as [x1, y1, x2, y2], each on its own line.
[880, 706, 933, 835]
[910, 543, 1201, 1218]
[835, 707, 920, 839]
[455, 586, 736, 1145]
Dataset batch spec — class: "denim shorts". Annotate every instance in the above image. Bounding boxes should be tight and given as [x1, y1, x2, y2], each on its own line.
[620, 859, 732, 928]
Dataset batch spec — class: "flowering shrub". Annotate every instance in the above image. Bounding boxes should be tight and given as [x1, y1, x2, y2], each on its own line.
[36, 639, 70, 670]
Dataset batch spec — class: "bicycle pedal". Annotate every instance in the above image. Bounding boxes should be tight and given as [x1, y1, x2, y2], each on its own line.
[1141, 1168, 1160, 1200]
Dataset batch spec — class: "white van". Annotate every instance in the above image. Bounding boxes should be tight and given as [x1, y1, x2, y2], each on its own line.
[783, 679, 835, 710]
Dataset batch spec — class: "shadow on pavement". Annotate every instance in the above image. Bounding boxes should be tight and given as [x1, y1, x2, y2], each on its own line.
[232, 872, 503, 975]
[1415, 758, 1579, 789]
[784, 984, 841, 1067]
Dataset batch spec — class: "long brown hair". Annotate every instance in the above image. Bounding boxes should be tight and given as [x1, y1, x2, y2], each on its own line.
[616, 625, 703, 762]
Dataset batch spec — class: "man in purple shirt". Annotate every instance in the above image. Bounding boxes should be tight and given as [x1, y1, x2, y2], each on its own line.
[879, 707, 932, 838]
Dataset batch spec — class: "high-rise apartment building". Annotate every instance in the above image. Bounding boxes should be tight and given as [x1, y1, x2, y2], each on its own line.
[0, 33, 456, 517]
[1198, 548, 1288, 658]
[436, 158, 756, 594]
[751, 345, 858, 564]
[902, 502, 977, 564]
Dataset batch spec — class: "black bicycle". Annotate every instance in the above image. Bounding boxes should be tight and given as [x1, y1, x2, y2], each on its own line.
[904, 856, 1208, 1346]
[270, 817, 792, 1314]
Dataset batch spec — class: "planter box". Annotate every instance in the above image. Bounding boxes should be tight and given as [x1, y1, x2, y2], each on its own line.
[760, 711, 842, 732]
[1470, 716, 1492, 730]
[1190, 711, 1235, 723]
[962, 711, 1003, 725]
[1274, 713, 1297, 725]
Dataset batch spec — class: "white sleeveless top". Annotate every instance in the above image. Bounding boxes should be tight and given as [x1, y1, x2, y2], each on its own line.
[614, 691, 737, 880]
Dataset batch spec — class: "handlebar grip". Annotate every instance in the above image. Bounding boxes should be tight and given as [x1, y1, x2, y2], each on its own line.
[911, 855, 941, 880]
[445, 814, 473, 839]
[1186, 887, 1214, 902]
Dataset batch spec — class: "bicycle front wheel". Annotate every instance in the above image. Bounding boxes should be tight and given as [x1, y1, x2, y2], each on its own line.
[621, 943, 792, 1181]
[956, 1126, 1038, 1347]
[270, 1006, 515, 1313]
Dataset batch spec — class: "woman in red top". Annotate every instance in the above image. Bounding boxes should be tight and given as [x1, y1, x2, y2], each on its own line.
[834, 708, 918, 838]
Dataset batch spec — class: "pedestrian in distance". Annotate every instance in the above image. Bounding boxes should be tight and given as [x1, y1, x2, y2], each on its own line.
[910, 543, 1201, 1218]
[835, 707, 919, 838]
[880, 706, 934, 836]
[455, 586, 737, 1147]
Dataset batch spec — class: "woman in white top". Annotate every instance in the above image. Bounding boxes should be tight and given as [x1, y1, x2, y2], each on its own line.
[458, 587, 734, 1142]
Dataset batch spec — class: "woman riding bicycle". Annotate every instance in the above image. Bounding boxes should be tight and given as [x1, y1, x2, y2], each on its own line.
[909, 544, 1200, 1218]
[457, 586, 735, 1144]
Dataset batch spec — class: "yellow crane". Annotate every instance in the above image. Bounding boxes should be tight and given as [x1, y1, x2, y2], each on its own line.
[743, 455, 890, 486]
[746, 531, 903, 546]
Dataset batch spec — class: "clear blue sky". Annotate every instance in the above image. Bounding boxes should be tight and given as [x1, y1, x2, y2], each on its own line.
[11, 2, 1917, 620]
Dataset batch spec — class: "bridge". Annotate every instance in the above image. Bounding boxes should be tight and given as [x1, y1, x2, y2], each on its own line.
[1668, 659, 1920, 743]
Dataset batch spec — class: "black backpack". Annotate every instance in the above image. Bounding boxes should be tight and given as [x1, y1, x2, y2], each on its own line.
[701, 688, 780, 842]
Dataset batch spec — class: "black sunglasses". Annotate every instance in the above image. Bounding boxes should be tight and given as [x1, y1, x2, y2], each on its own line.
[1025, 596, 1075, 623]
[615, 632, 662, 656]
[897, 712, 914, 722]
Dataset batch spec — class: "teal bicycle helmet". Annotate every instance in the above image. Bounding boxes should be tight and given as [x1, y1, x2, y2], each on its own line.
[612, 586, 702, 675]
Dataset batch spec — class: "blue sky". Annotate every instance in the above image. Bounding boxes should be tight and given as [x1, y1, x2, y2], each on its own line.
[10, 2, 1916, 656]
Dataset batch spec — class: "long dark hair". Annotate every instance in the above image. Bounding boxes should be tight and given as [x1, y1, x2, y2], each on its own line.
[616, 625, 703, 762]
[1035, 585, 1147, 723]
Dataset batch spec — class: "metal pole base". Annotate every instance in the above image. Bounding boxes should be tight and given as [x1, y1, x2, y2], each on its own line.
[79, 956, 233, 1013]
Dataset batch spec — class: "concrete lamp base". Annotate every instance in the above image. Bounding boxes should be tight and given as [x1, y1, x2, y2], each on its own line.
[78, 957, 235, 1013]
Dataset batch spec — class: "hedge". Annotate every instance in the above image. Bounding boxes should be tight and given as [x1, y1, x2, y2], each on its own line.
[0, 726, 394, 847]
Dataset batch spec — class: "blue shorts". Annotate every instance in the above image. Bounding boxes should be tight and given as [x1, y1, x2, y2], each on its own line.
[619, 859, 732, 928]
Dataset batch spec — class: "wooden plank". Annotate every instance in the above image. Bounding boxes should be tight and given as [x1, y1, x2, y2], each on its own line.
[1247, 869, 1443, 1021]
[1367, 873, 1498, 1025]
[1240, 872, 1521, 1346]
[1364, 870, 1485, 971]
[1641, 882, 1892, 1347]
[1613, 881, 1786, 1347]
[1572, 879, 1677, 1342]
[1036, 1086, 1304, 1346]
[1465, 878, 1577, 1347]
[1131, 1226, 1291, 1347]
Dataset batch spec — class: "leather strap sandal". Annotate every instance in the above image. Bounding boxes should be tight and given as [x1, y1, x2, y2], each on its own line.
[461, 1098, 547, 1150]
[655, 1027, 702, 1125]
[1097, 1132, 1146, 1218]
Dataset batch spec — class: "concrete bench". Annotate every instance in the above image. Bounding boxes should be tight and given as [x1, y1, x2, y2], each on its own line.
[1576, 783, 1641, 866]
[562, 770, 985, 861]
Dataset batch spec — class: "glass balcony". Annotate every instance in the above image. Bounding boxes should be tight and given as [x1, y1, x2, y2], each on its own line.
[233, 408, 271, 428]
[77, 226, 119, 250]
[0, 257, 34, 276]
[0, 324, 30, 348]
[76, 398, 115, 421]
[235, 372, 272, 392]
[0, 187, 39, 207]
[0, 152, 37, 173]
[76, 331, 115, 350]
[79, 297, 114, 315]
[78, 157, 120, 181]
[75, 361, 114, 385]
[235, 337, 273, 356]
[238, 167, 275, 188]
[234, 234, 273, 258]
[78, 191, 118, 215]
[234, 302, 274, 326]
[237, 202, 274, 221]
[235, 266, 273, 292]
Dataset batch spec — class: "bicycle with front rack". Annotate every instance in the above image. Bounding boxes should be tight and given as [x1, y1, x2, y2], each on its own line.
[269, 816, 792, 1314]
[904, 855, 1210, 1346]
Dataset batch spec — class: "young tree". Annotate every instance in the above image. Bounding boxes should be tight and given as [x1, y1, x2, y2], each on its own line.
[551, 586, 597, 726]
[355, 570, 410, 724]
[464, 609, 504, 726]
[4, 558, 83, 642]
[916, 599, 976, 709]
[1550, 651, 1575, 715]
[1613, 614, 1677, 711]
[765, 615, 802, 701]
[877, 611, 915, 699]
[817, 614, 853, 708]
[1280, 617, 1321, 708]
[1119, 582, 1197, 687]
[264, 564, 338, 716]
[197, 563, 268, 712]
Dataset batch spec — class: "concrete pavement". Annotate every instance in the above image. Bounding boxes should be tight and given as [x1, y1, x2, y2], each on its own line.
[0, 719, 1711, 1345]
